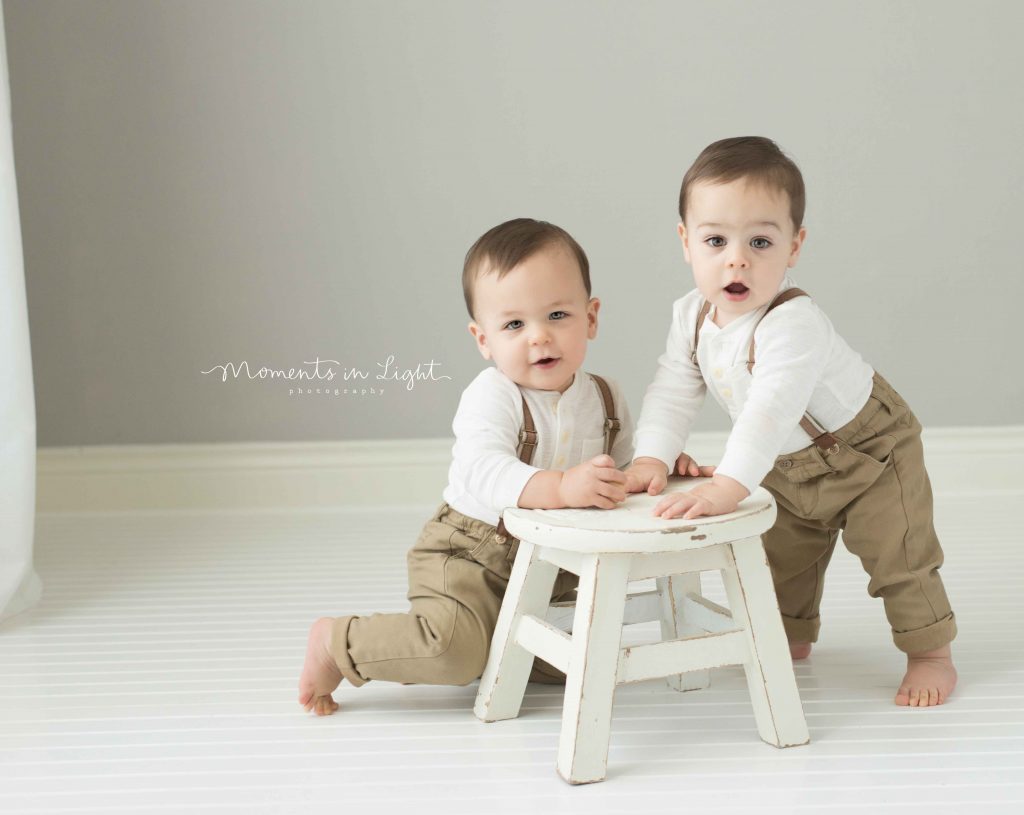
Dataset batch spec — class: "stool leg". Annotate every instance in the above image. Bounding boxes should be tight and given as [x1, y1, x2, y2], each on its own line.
[557, 553, 631, 785]
[657, 573, 710, 692]
[722, 537, 810, 748]
[474, 540, 560, 723]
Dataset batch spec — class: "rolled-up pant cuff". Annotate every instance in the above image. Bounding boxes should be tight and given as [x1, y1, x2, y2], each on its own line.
[781, 614, 820, 644]
[892, 612, 957, 654]
[328, 615, 370, 688]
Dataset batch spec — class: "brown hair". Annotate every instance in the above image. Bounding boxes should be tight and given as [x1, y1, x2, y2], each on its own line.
[462, 218, 590, 318]
[678, 137, 805, 234]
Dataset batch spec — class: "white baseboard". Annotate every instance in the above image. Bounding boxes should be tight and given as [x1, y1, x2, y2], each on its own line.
[36, 426, 1024, 513]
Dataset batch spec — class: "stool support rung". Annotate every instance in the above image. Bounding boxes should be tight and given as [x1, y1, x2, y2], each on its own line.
[622, 589, 662, 625]
[516, 613, 572, 674]
[616, 629, 748, 684]
[682, 593, 734, 633]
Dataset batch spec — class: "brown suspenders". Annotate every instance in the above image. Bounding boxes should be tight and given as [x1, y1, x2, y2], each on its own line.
[515, 373, 621, 466]
[692, 288, 840, 454]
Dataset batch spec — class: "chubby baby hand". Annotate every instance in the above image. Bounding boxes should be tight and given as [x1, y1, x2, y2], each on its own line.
[559, 454, 628, 509]
[623, 457, 670, 495]
[653, 474, 750, 520]
[625, 453, 716, 495]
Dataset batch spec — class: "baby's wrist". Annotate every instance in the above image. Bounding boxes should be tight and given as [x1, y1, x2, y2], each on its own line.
[555, 469, 572, 506]
[631, 456, 668, 474]
[711, 473, 750, 501]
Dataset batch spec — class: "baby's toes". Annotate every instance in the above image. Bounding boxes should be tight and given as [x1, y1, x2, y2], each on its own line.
[313, 695, 338, 716]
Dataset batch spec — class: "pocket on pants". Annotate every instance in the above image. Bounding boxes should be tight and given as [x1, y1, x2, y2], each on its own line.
[768, 440, 890, 522]
[465, 528, 515, 580]
[767, 446, 836, 520]
[827, 440, 891, 500]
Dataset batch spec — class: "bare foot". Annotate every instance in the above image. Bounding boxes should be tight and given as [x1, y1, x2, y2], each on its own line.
[298, 617, 343, 716]
[895, 644, 957, 707]
[789, 641, 812, 660]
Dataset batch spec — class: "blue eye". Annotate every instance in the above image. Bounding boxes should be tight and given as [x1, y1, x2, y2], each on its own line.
[705, 236, 725, 248]
[549, 311, 568, 320]
[503, 319, 523, 331]
[751, 237, 772, 249]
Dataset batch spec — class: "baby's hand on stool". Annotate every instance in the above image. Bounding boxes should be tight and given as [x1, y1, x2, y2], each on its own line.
[624, 457, 669, 495]
[674, 452, 717, 479]
[653, 475, 750, 520]
[559, 455, 628, 509]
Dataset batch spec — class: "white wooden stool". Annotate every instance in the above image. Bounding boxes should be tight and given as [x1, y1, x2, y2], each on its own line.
[473, 477, 809, 785]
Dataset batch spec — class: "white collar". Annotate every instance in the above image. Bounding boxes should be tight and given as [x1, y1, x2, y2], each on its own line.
[520, 370, 585, 407]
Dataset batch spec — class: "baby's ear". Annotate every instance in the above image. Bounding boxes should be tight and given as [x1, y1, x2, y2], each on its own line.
[586, 298, 601, 340]
[787, 226, 808, 268]
[468, 322, 491, 360]
[677, 223, 692, 264]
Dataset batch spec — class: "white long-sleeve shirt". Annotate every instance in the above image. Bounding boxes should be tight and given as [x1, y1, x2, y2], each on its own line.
[443, 367, 635, 527]
[633, 276, 874, 495]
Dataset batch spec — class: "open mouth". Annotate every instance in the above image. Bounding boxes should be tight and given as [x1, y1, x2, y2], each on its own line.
[723, 282, 750, 301]
[533, 357, 560, 368]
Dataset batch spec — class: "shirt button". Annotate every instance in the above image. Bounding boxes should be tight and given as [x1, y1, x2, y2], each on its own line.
[780, 459, 793, 469]
[561, 431, 569, 443]
[494, 533, 507, 544]
[556, 456, 565, 467]
[713, 367, 724, 379]
[721, 387, 732, 399]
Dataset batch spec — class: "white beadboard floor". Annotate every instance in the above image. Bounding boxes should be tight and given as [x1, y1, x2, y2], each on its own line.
[2, 495, 1023, 815]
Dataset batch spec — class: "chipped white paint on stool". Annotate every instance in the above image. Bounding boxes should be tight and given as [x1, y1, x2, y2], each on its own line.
[473, 477, 810, 785]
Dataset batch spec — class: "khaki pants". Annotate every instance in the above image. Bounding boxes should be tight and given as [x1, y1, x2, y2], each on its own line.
[761, 372, 956, 654]
[328, 503, 579, 687]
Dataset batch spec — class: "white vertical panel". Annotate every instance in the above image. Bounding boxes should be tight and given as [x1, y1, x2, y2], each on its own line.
[0, 2, 40, 623]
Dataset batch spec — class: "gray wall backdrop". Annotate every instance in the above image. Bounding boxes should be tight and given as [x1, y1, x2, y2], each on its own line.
[5, 0, 1022, 447]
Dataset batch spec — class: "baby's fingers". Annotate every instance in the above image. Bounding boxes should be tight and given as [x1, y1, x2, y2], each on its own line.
[595, 466, 628, 485]
[653, 493, 690, 518]
[697, 465, 717, 477]
[623, 472, 646, 493]
[597, 481, 627, 504]
[682, 499, 712, 520]
[647, 474, 667, 496]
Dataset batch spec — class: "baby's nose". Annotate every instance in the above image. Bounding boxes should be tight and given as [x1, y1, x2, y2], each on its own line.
[726, 250, 750, 269]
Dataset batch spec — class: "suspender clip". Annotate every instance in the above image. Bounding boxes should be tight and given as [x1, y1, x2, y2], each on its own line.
[603, 417, 621, 457]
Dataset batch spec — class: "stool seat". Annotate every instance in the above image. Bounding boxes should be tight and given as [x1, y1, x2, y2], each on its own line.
[474, 477, 809, 785]
[502, 478, 776, 552]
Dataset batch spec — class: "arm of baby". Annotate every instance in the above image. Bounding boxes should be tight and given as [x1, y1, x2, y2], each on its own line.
[518, 454, 628, 510]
